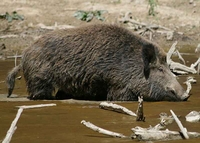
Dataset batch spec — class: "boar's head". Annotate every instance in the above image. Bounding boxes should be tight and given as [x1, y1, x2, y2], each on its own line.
[141, 42, 189, 101]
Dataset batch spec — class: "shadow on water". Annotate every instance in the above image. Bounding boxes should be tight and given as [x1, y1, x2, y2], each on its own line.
[0, 52, 200, 143]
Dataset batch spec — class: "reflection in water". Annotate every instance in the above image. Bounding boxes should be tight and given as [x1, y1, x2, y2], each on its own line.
[0, 55, 200, 142]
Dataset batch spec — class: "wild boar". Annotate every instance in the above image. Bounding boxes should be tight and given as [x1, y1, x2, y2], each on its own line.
[7, 24, 189, 101]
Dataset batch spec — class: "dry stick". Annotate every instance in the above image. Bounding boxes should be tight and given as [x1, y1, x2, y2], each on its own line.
[184, 78, 192, 94]
[99, 102, 137, 117]
[119, 12, 172, 32]
[81, 120, 127, 138]
[14, 51, 18, 67]
[167, 41, 197, 74]
[2, 108, 23, 143]
[175, 50, 185, 65]
[190, 57, 200, 69]
[17, 103, 56, 109]
[184, 77, 196, 94]
[167, 41, 177, 63]
[170, 62, 196, 74]
[2, 104, 56, 143]
[170, 110, 189, 139]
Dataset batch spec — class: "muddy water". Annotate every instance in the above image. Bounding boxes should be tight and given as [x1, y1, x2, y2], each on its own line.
[0, 55, 200, 143]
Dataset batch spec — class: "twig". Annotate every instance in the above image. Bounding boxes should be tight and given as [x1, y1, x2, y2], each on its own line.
[170, 110, 189, 139]
[2, 108, 23, 143]
[175, 50, 185, 65]
[119, 12, 173, 33]
[99, 102, 137, 117]
[81, 120, 127, 138]
[184, 77, 196, 94]
[190, 57, 200, 69]
[16, 103, 56, 109]
[167, 41, 177, 63]
[14, 51, 18, 67]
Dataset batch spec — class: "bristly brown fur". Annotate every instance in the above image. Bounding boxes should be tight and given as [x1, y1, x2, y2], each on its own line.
[7, 24, 188, 101]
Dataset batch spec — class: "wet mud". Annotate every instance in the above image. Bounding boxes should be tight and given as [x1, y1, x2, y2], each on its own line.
[0, 54, 200, 143]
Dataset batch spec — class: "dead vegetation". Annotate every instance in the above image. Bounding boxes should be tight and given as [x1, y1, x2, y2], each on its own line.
[82, 100, 200, 141]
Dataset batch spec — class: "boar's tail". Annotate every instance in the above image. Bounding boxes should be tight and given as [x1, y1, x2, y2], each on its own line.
[6, 64, 21, 98]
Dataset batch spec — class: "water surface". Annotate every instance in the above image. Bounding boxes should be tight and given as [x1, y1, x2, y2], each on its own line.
[0, 56, 200, 143]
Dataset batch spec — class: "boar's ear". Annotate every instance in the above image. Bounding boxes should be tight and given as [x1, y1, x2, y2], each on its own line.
[142, 43, 156, 79]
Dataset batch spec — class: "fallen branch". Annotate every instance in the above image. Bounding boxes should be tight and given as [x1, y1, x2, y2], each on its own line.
[81, 120, 127, 138]
[170, 110, 189, 139]
[99, 102, 137, 117]
[2, 108, 23, 143]
[14, 51, 18, 67]
[167, 41, 197, 74]
[131, 126, 200, 141]
[2, 103, 56, 143]
[81, 116, 200, 141]
[16, 103, 56, 109]
[118, 12, 180, 41]
[190, 57, 200, 70]
[175, 50, 185, 65]
[184, 76, 196, 94]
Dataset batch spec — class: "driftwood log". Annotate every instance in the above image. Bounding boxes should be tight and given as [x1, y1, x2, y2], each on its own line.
[99, 102, 137, 117]
[170, 110, 189, 139]
[167, 41, 197, 74]
[81, 109, 200, 141]
[81, 120, 127, 138]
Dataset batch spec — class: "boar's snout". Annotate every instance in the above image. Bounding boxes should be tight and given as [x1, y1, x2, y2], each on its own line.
[165, 86, 189, 101]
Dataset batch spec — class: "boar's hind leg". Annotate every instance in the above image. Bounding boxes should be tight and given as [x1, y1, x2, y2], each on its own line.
[26, 78, 55, 100]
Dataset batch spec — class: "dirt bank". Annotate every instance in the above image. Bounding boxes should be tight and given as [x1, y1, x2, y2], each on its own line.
[0, 0, 200, 57]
